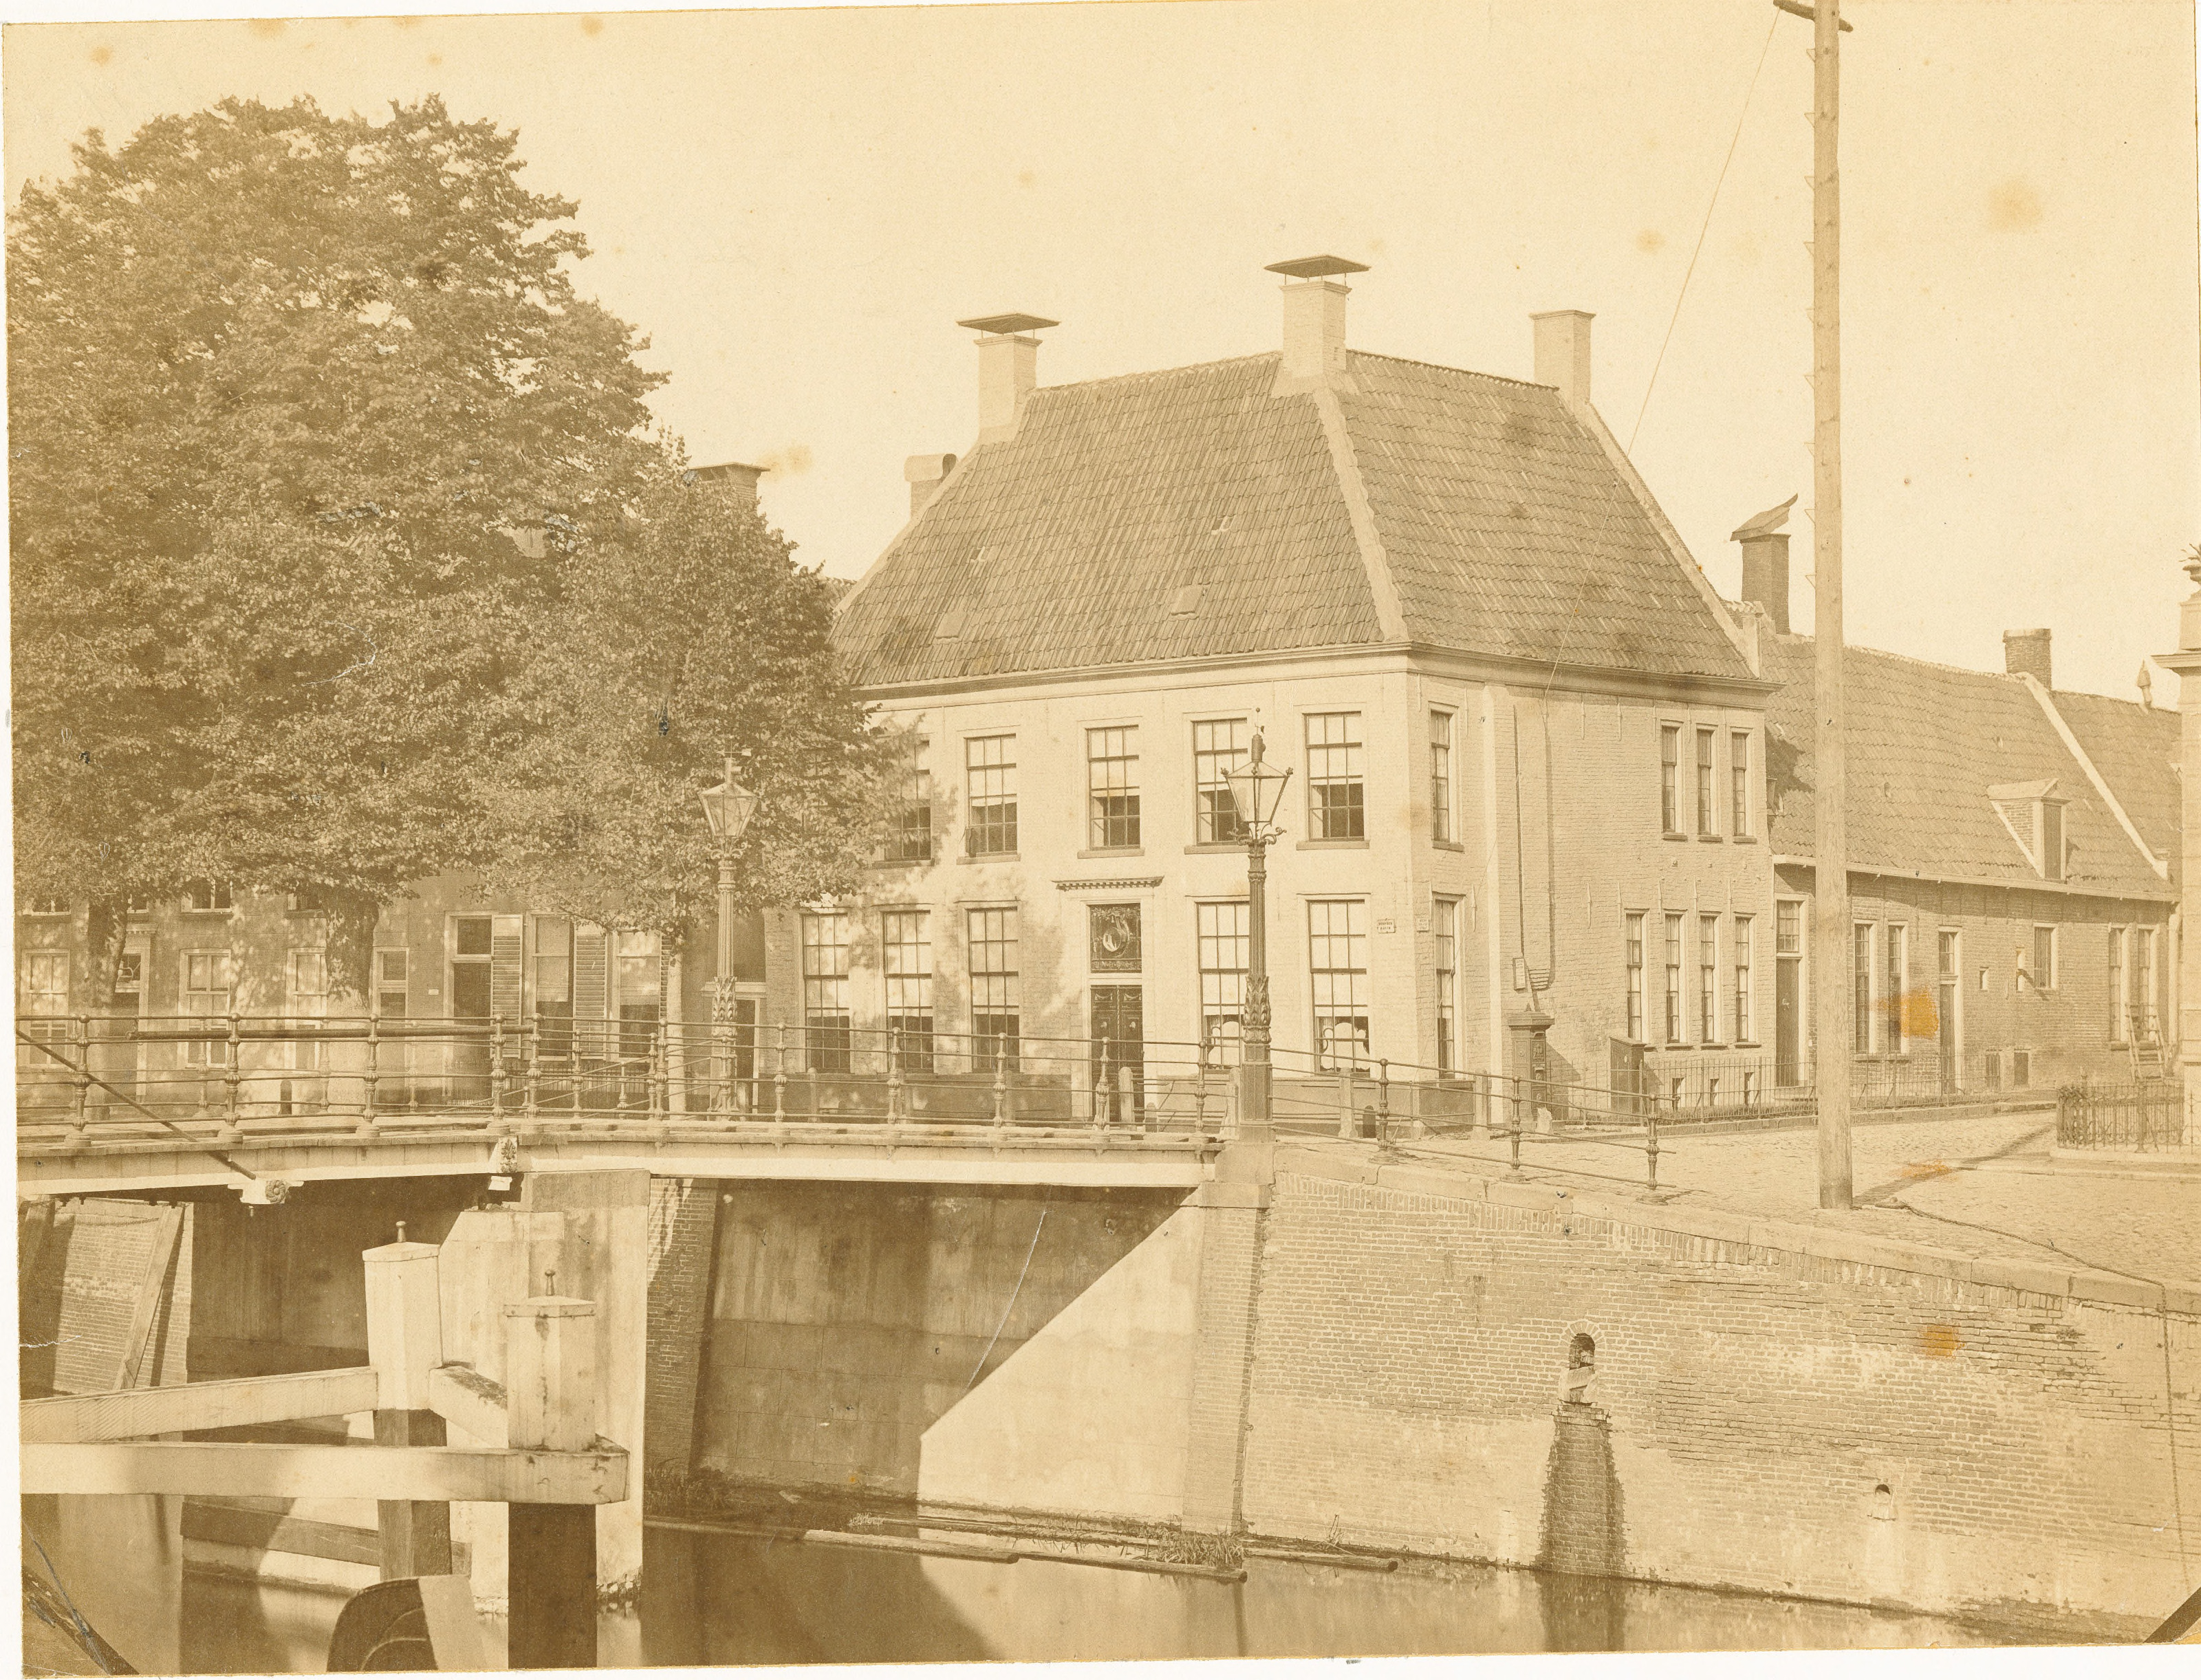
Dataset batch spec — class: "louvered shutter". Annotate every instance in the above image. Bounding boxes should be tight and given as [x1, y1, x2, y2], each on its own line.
[574, 924, 609, 1061]
[491, 915, 524, 1028]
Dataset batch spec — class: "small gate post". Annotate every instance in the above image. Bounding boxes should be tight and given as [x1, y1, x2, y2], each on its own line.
[363, 1235, 453, 1580]
[505, 1294, 600, 1670]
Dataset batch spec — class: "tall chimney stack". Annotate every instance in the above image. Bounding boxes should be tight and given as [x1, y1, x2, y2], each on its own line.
[957, 313, 1056, 444]
[1532, 309, 1594, 409]
[2004, 628, 2053, 688]
[1266, 255, 1369, 392]
[691, 461, 766, 510]
[1730, 495, 1798, 635]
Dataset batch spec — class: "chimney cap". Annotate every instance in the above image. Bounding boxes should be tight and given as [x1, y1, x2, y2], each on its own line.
[956, 312, 1057, 336]
[691, 460, 767, 483]
[1731, 495, 1797, 543]
[1265, 254, 1369, 281]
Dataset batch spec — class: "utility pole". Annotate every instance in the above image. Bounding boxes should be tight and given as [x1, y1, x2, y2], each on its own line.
[1776, 0, 1852, 1208]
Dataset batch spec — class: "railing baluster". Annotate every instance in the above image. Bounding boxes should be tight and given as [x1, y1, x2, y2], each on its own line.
[523, 1023, 541, 1134]
[359, 1012, 382, 1139]
[649, 1027, 670, 1141]
[1645, 1107, 1661, 1196]
[1376, 1057, 1392, 1155]
[219, 1012, 243, 1144]
[772, 1023, 788, 1133]
[490, 1013, 509, 1134]
[887, 1026, 906, 1126]
[70, 1013, 92, 1146]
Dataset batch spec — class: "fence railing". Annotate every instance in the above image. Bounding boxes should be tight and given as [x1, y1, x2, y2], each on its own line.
[2056, 1079, 2187, 1153]
[13, 1015, 1239, 1151]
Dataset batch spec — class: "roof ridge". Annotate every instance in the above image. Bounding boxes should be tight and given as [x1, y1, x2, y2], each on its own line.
[1770, 632, 2030, 687]
[1026, 351, 1279, 398]
[1343, 348, 1555, 392]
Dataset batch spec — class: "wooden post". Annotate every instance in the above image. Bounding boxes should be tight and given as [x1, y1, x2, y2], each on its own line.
[363, 1236, 452, 1580]
[504, 1294, 599, 1669]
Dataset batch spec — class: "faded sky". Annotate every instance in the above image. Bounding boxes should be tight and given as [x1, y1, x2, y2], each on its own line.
[6, 0, 2197, 702]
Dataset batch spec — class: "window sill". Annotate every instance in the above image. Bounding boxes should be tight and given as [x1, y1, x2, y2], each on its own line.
[1732, 835, 1758, 845]
[1431, 839, 1466, 853]
[871, 856, 934, 871]
[182, 909, 237, 918]
[1078, 847, 1145, 860]
[1662, 831, 1688, 843]
[1697, 833, 1724, 844]
[1297, 838, 1369, 851]
[1183, 842, 1245, 855]
[958, 852, 1021, 865]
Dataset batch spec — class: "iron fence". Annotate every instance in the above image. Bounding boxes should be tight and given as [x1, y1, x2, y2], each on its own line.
[2056, 1079, 2186, 1153]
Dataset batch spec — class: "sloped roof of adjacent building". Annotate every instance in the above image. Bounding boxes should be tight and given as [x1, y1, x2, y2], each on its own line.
[1760, 634, 2171, 900]
[833, 349, 1755, 689]
[2043, 687, 2180, 870]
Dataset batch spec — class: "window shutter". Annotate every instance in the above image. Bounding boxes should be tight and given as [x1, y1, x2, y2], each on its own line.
[574, 923, 609, 1019]
[492, 915, 525, 1025]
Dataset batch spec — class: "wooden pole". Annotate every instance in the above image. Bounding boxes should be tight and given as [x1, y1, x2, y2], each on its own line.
[1809, 0, 1853, 1208]
[504, 1294, 599, 1669]
[363, 1236, 453, 1578]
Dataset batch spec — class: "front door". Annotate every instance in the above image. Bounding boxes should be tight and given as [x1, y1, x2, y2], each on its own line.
[1091, 986, 1145, 1126]
[1775, 957, 1801, 1089]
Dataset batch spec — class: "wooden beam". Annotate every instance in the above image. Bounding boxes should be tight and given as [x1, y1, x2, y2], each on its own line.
[116, 1203, 184, 1390]
[427, 1364, 509, 1448]
[21, 1366, 379, 1443]
[23, 1441, 629, 1504]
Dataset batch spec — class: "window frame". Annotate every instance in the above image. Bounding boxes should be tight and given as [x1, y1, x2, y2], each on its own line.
[1698, 913, 1721, 1046]
[1730, 730, 1753, 839]
[1662, 913, 1685, 1047]
[882, 737, 933, 864]
[1852, 921, 1876, 1055]
[2028, 922, 2058, 992]
[1624, 911, 1647, 1044]
[964, 734, 1019, 858]
[1695, 727, 1717, 836]
[1885, 923, 1909, 1056]
[1733, 913, 1755, 1045]
[1305, 712, 1367, 842]
[1659, 725, 1682, 836]
[1308, 898, 1371, 1067]
[183, 879, 236, 915]
[1192, 718, 1251, 846]
[1196, 899, 1250, 1061]
[1085, 725, 1142, 851]
[800, 909, 854, 1074]
[880, 908, 935, 1073]
[967, 905, 1022, 1073]
[1433, 895, 1460, 1074]
[1429, 709, 1455, 844]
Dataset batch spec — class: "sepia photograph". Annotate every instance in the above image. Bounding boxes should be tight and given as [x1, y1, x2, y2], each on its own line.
[7, 0, 2200, 1670]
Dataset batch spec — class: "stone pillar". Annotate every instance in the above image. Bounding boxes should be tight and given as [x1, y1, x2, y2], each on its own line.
[642, 1178, 719, 1481]
[438, 1168, 649, 1605]
[2159, 555, 2201, 1143]
[1178, 1179, 1268, 1534]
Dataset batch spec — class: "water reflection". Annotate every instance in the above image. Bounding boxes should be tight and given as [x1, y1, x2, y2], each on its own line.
[50, 1513, 2017, 1672]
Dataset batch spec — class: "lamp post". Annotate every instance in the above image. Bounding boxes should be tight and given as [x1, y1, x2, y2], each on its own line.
[698, 759, 760, 1116]
[1224, 730, 1293, 1144]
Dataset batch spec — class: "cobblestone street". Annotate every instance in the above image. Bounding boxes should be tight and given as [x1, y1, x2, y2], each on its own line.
[1405, 1106, 2201, 1287]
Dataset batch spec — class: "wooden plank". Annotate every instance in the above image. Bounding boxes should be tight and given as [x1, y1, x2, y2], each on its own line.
[182, 1501, 383, 1567]
[508, 1505, 596, 1669]
[116, 1203, 184, 1390]
[21, 1366, 380, 1443]
[427, 1364, 509, 1448]
[23, 1441, 629, 1504]
[376, 1408, 453, 1578]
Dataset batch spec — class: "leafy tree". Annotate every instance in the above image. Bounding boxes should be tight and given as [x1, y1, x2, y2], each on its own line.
[10, 96, 882, 999]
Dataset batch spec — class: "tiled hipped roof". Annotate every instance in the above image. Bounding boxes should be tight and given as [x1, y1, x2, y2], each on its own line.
[833, 350, 1754, 688]
[1760, 635, 2172, 900]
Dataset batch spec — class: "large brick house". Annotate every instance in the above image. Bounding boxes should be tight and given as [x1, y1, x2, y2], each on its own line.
[774, 260, 1781, 1107]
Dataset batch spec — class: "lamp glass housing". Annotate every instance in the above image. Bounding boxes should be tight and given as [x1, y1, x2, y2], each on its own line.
[700, 775, 759, 842]
[1223, 733, 1292, 832]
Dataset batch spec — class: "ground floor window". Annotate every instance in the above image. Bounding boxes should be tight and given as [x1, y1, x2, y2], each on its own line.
[1196, 900, 1248, 1061]
[882, 908, 934, 1073]
[1310, 899, 1370, 1067]
[968, 906, 1021, 1073]
[801, 910, 852, 1073]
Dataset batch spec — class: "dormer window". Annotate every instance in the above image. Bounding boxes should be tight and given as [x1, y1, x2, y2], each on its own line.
[1988, 781, 2067, 882]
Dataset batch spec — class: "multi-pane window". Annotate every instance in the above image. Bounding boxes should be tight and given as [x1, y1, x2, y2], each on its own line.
[1309, 899, 1371, 1066]
[968, 907, 1021, 1073]
[184, 880, 234, 913]
[2030, 924, 2057, 992]
[1430, 712, 1455, 843]
[616, 930, 663, 1065]
[965, 736, 1018, 856]
[532, 919, 574, 1061]
[1731, 732, 1752, 838]
[1433, 896, 1459, 1074]
[1695, 728, 1717, 836]
[184, 950, 233, 1066]
[1193, 719, 1250, 844]
[1698, 915, 1720, 1045]
[114, 952, 144, 1014]
[881, 909, 934, 1073]
[1885, 925, 1908, 1054]
[801, 911, 852, 1074]
[1662, 914, 1684, 1045]
[1852, 923, 1876, 1053]
[2109, 927, 2128, 1042]
[20, 950, 69, 1016]
[884, 739, 932, 864]
[288, 947, 330, 1072]
[2038, 802, 2065, 881]
[23, 897, 69, 917]
[1733, 914, 1755, 1043]
[1306, 713, 1365, 840]
[1625, 912, 1647, 1043]
[1196, 901, 1250, 1060]
[1087, 727, 1141, 849]
[376, 948, 411, 1021]
[1660, 726, 1681, 833]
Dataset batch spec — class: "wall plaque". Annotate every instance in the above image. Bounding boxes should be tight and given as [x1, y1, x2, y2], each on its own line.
[1089, 904, 1142, 973]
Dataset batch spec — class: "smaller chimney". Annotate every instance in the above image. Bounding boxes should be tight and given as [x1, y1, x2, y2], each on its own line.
[956, 313, 1056, 443]
[1730, 495, 1797, 635]
[2004, 628, 2053, 688]
[1531, 309, 1594, 409]
[691, 461, 766, 509]
[1266, 255, 1368, 392]
[904, 452, 957, 518]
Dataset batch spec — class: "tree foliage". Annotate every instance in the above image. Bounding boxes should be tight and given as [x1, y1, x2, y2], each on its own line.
[10, 96, 883, 993]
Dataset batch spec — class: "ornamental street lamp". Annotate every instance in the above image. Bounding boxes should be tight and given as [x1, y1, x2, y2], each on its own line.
[1223, 729, 1292, 1139]
[698, 759, 759, 1114]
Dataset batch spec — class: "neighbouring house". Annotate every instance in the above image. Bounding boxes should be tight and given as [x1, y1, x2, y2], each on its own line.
[781, 258, 1783, 1115]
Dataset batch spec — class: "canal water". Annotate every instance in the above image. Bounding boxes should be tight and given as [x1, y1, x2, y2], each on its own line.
[40, 1506, 2017, 1670]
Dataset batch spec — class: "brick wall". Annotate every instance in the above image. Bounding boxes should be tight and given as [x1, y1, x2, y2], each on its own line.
[1240, 1163, 2198, 1635]
[642, 1178, 719, 1474]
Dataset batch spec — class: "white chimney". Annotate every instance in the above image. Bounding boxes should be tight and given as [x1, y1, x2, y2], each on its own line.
[957, 313, 1056, 443]
[1267, 254, 1369, 392]
[1532, 309, 1594, 409]
[904, 452, 957, 518]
